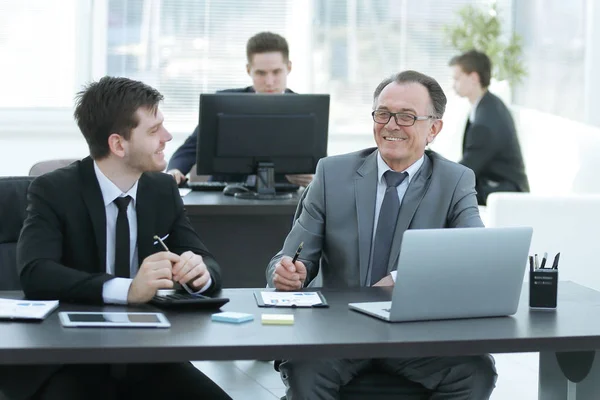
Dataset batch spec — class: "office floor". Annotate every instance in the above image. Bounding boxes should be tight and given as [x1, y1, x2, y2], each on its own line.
[193, 352, 539, 399]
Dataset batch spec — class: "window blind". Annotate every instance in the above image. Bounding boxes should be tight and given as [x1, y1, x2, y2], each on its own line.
[107, 0, 296, 133]
[513, 0, 586, 122]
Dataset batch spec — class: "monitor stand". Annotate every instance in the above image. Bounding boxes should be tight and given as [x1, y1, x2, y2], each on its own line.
[233, 162, 293, 200]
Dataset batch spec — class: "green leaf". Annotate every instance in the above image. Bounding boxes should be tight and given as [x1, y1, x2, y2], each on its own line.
[443, 3, 527, 87]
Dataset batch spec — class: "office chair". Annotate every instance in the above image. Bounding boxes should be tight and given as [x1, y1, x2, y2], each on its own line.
[0, 176, 34, 290]
[275, 361, 432, 399]
[28, 158, 77, 176]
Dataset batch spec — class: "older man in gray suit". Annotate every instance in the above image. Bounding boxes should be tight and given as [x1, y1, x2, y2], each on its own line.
[266, 70, 497, 400]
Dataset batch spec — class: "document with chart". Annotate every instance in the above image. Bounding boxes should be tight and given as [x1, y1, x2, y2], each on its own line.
[254, 291, 328, 308]
[0, 298, 59, 320]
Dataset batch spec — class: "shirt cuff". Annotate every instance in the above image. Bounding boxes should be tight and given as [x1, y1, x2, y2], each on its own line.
[102, 278, 133, 304]
[390, 270, 397, 283]
[182, 276, 212, 294]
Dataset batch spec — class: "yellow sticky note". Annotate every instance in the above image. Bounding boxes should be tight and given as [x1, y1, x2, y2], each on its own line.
[261, 314, 294, 325]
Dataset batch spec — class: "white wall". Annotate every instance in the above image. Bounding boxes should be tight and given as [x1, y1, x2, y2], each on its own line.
[512, 107, 600, 195]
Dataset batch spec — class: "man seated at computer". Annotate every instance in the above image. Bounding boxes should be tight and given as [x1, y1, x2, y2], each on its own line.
[266, 70, 497, 400]
[167, 31, 313, 188]
[6, 77, 231, 400]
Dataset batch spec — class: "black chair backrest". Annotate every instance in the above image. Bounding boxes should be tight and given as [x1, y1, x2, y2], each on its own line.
[0, 176, 34, 290]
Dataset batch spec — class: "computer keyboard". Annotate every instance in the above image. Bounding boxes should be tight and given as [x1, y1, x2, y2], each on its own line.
[270, 182, 301, 192]
[186, 181, 228, 191]
[150, 292, 230, 309]
[186, 181, 300, 193]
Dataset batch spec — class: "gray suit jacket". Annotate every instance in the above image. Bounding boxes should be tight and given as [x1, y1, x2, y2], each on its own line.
[266, 148, 483, 288]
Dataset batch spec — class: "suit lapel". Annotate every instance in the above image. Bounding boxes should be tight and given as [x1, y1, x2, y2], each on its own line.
[355, 151, 378, 286]
[135, 175, 156, 264]
[462, 119, 471, 152]
[79, 157, 107, 271]
[463, 91, 491, 151]
[386, 154, 433, 273]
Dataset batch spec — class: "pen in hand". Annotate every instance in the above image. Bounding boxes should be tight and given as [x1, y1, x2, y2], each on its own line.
[153, 235, 169, 252]
[153, 235, 178, 283]
[153, 235, 193, 288]
[291, 242, 304, 264]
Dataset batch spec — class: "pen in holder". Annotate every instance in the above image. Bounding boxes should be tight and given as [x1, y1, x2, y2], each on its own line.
[529, 269, 558, 309]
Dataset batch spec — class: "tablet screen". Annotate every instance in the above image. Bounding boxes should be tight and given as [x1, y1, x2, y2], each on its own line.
[59, 312, 170, 328]
[67, 313, 162, 323]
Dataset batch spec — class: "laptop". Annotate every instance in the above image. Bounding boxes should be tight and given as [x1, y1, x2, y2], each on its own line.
[349, 227, 533, 322]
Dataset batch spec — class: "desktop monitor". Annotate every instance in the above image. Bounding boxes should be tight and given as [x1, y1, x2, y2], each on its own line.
[196, 93, 330, 199]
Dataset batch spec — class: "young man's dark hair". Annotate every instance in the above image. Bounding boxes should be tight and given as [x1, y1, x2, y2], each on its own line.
[246, 31, 289, 62]
[74, 76, 164, 160]
[448, 50, 492, 89]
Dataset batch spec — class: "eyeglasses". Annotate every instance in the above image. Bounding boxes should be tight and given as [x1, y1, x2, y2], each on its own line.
[371, 110, 435, 126]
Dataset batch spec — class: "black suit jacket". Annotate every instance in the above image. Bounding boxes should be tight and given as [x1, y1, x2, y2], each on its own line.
[167, 86, 295, 182]
[459, 91, 529, 205]
[1, 157, 222, 399]
[17, 156, 221, 302]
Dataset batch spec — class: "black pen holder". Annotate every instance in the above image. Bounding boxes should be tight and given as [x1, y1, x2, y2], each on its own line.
[529, 270, 558, 309]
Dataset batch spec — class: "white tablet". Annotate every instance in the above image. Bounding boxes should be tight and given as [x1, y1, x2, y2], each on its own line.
[58, 312, 171, 328]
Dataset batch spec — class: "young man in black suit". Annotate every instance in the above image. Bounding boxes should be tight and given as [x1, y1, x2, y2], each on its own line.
[449, 50, 529, 205]
[167, 31, 312, 187]
[9, 77, 231, 400]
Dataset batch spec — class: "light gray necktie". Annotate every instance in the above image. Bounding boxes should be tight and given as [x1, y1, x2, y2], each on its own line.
[370, 170, 408, 285]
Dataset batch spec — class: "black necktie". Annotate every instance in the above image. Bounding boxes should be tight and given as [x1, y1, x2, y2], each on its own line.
[370, 171, 408, 285]
[114, 196, 132, 278]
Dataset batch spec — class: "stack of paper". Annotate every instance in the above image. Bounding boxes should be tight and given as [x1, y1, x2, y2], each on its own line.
[0, 298, 59, 320]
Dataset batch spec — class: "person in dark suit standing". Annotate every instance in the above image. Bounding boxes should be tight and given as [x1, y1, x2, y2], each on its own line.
[166, 31, 312, 187]
[7, 77, 231, 400]
[449, 50, 529, 205]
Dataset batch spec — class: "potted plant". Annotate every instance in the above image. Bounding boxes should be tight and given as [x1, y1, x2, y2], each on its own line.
[444, 2, 527, 90]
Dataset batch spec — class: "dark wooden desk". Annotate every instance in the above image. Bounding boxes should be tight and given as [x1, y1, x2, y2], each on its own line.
[182, 191, 301, 288]
[2, 283, 600, 399]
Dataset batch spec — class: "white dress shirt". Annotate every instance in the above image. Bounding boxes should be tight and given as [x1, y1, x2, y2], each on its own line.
[94, 163, 210, 304]
[370, 152, 424, 284]
[469, 93, 484, 123]
[95, 163, 139, 304]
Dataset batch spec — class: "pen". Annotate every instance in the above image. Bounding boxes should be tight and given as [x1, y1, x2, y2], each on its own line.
[153, 235, 191, 288]
[153, 235, 169, 252]
[291, 242, 304, 264]
[153, 233, 169, 245]
[540, 252, 548, 269]
[529, 256, 534, 273]
[552, 252, 561, 270]
[534, 254, 539, 270]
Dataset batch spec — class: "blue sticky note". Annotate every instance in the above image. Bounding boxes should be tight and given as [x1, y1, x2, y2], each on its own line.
[211, 311, 254, 324]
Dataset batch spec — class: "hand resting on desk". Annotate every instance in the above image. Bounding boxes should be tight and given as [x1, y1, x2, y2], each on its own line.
[272, 256, 307, 291]
[128, 252, 176, 304]
[172, 251, 211, 290]
[127, 251, 212, 303]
